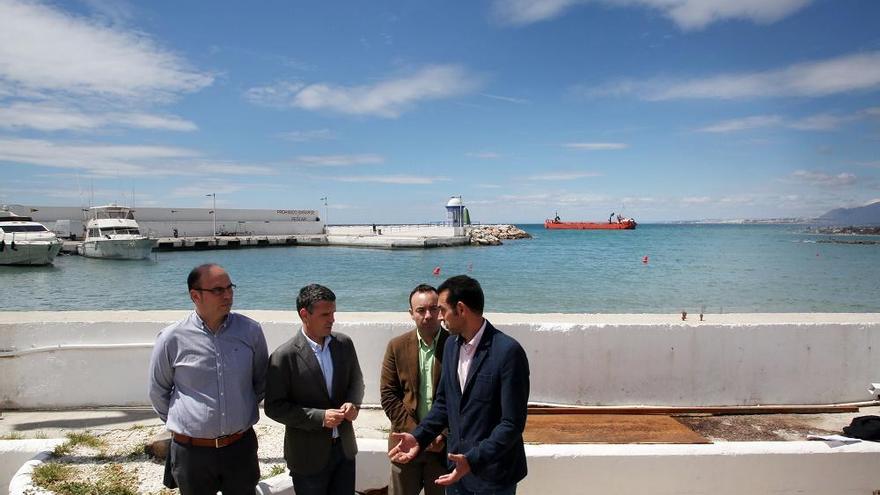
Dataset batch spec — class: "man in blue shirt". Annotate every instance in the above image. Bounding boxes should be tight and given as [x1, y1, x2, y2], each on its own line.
[148, 263, 269, 495]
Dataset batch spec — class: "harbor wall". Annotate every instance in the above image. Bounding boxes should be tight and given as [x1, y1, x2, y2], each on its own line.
[1, 312, 878, 409]
[15, 206, 324, 238]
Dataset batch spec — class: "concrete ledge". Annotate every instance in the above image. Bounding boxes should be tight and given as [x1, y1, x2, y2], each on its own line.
[2, 312, 880, 408]
[3, 439, 64, 494]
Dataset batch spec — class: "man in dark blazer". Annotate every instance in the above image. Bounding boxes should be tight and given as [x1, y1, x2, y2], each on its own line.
[265, 284, 365, 495]
[381, 284, 450, 495]
[389, 275, 530, 495]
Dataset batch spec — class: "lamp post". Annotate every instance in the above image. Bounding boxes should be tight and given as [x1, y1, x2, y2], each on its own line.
[320, 196, 328, 228]
[206, 193, 216, 238]
[170, 209, 177, 237]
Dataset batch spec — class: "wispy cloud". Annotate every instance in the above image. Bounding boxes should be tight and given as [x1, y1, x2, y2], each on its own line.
[491, 0, 813, 30]
[698, 108, 872, 133]
[293, 154, 384, 166]
[563, 142, 628, 150]
[583, 51, 880, 100]
[246, 65, 484, 118]
[466, 151, 502, 159]
[697, 115, 784, 133]
[790, 170, 857, 187]
[481, 93, 530, 104]
[332, 175, 450, 185]
[0, 0, 213, 101]
[528, 171, 602, 180]
[0, 138, 275, 177]
[276, 129, 336, 143]
[0, 102, 197, 132]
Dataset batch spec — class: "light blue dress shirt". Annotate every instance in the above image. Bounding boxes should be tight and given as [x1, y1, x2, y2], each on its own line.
[148, 311, 269, 438]
[302, 328, 338, 438]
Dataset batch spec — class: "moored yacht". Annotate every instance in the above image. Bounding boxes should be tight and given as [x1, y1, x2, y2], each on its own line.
[77, 205, 157, 260]
[0, 208, 63, 265]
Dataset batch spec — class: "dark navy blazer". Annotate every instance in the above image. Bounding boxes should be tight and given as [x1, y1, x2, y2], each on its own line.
[413, 320, 530, 492]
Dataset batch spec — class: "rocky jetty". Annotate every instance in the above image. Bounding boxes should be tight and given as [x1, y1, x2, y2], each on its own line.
[468, 225, 532, 246]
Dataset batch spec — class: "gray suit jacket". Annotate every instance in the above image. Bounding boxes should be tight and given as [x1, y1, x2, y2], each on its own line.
[265, 330, 365, 476]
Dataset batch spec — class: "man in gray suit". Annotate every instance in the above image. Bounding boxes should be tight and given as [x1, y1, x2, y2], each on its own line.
[265, 284, 365, 495]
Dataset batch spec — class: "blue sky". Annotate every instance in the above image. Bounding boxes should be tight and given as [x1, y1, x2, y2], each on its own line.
[0, 0, 878, 223]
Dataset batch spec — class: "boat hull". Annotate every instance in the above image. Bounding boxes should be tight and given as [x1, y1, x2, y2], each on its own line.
[545, 220, 637, 230]
[0, 240, 63, 265]
[78, 238, 157, 260]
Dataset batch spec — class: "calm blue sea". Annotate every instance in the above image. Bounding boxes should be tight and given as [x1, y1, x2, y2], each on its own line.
[2, 224, 879, 313]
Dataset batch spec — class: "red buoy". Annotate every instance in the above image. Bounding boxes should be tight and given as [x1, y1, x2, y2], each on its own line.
[642, 256, 649, 264]
[432, 266, 441, 276]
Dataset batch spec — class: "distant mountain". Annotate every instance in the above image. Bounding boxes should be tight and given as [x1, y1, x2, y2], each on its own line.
[817, 201, 880, 226]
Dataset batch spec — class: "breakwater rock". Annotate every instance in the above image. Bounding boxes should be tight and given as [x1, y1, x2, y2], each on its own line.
[468, 225, 532, 246]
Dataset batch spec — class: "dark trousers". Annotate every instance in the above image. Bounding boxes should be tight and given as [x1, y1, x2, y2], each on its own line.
[389, 450, 447, 495]
[290, 441, 356, 495]
[445, 483, 517, 495]
[169, 428, 260, 495]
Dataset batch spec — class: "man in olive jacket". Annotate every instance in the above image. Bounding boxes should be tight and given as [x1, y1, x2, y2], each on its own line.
[265, 284, 365, 495]
[380, 284, 450, 495]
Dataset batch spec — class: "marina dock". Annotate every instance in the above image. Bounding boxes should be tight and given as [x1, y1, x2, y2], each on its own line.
[60, 225, 470, 254]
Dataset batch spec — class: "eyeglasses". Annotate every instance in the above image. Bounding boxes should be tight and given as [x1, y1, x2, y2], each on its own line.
[194, 284, 236, 295]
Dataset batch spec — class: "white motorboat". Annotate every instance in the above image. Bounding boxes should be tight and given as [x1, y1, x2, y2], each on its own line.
[0, 208, 63, 265]
[78, 205, 157, 260]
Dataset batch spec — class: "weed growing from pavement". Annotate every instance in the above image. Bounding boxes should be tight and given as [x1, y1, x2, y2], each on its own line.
[0, 431, 24, 440]
[262, 463, 287, 479]
[32, 462, 139, 495]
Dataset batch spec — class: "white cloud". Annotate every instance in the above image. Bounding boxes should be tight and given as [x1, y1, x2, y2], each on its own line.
[466, 151, 502, 159]
[528, 171, 602, 180]
[294, 154, 384, 167]
[585, 52, 880, 101]
[481, 93, 530, 104]
[698, 108, 872, 133]
[248, 65, 483, 118]
[790, 170, 857, 187]
[681, 196, 713, 204]
[697, 115, 783, 133]
[244, 81, 305, 107]
[171, 184, 246, 198]
[491, 0, 813, 30]
[0, 138, 276, 177]
[0, 0, 213, 101]
[563, 142, 628, 150]
[332, 175, 450, 185]
[655, 52, 880, 100]
[0, 102, 197, 132]
[276, 129, 336, 143]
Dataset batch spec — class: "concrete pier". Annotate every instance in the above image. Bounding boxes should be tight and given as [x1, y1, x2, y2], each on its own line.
[59, 224, 472, 254]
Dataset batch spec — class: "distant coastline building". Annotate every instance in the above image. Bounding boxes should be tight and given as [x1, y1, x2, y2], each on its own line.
[10, 205, 323, 239]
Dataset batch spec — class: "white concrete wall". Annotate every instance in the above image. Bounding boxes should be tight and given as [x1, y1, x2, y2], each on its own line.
[1, 312, 879, 409]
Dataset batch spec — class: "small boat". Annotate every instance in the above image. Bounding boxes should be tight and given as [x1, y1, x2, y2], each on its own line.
[0, 207, 64, 265]
[544, 212, 637, 230]
[78, 205, 157, 260]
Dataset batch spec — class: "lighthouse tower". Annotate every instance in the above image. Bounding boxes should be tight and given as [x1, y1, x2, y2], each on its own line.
[446, 196, 467, 235]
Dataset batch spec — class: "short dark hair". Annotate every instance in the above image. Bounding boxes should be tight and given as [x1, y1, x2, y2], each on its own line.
[297, 284, 336, 312]
[408, 284, 437, 308]
[187, 263, 220, 290]
[438, 275, 484, 315]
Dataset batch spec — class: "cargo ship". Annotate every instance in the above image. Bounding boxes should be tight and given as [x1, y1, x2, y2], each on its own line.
[544, 212, 637, 230]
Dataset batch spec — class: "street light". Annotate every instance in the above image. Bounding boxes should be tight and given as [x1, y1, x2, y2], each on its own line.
[320, 196, 328, 228]
[206, 193, 216, 238]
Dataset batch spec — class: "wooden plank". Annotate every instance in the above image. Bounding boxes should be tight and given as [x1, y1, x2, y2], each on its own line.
[524, 414, 711, 444]
[527, 405, 860, 415]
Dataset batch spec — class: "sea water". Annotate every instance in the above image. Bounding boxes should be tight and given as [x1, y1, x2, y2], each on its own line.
[2, 224, 879, 313]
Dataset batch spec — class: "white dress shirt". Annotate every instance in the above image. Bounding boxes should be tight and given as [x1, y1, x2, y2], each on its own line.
[457, 319, 487, 392]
